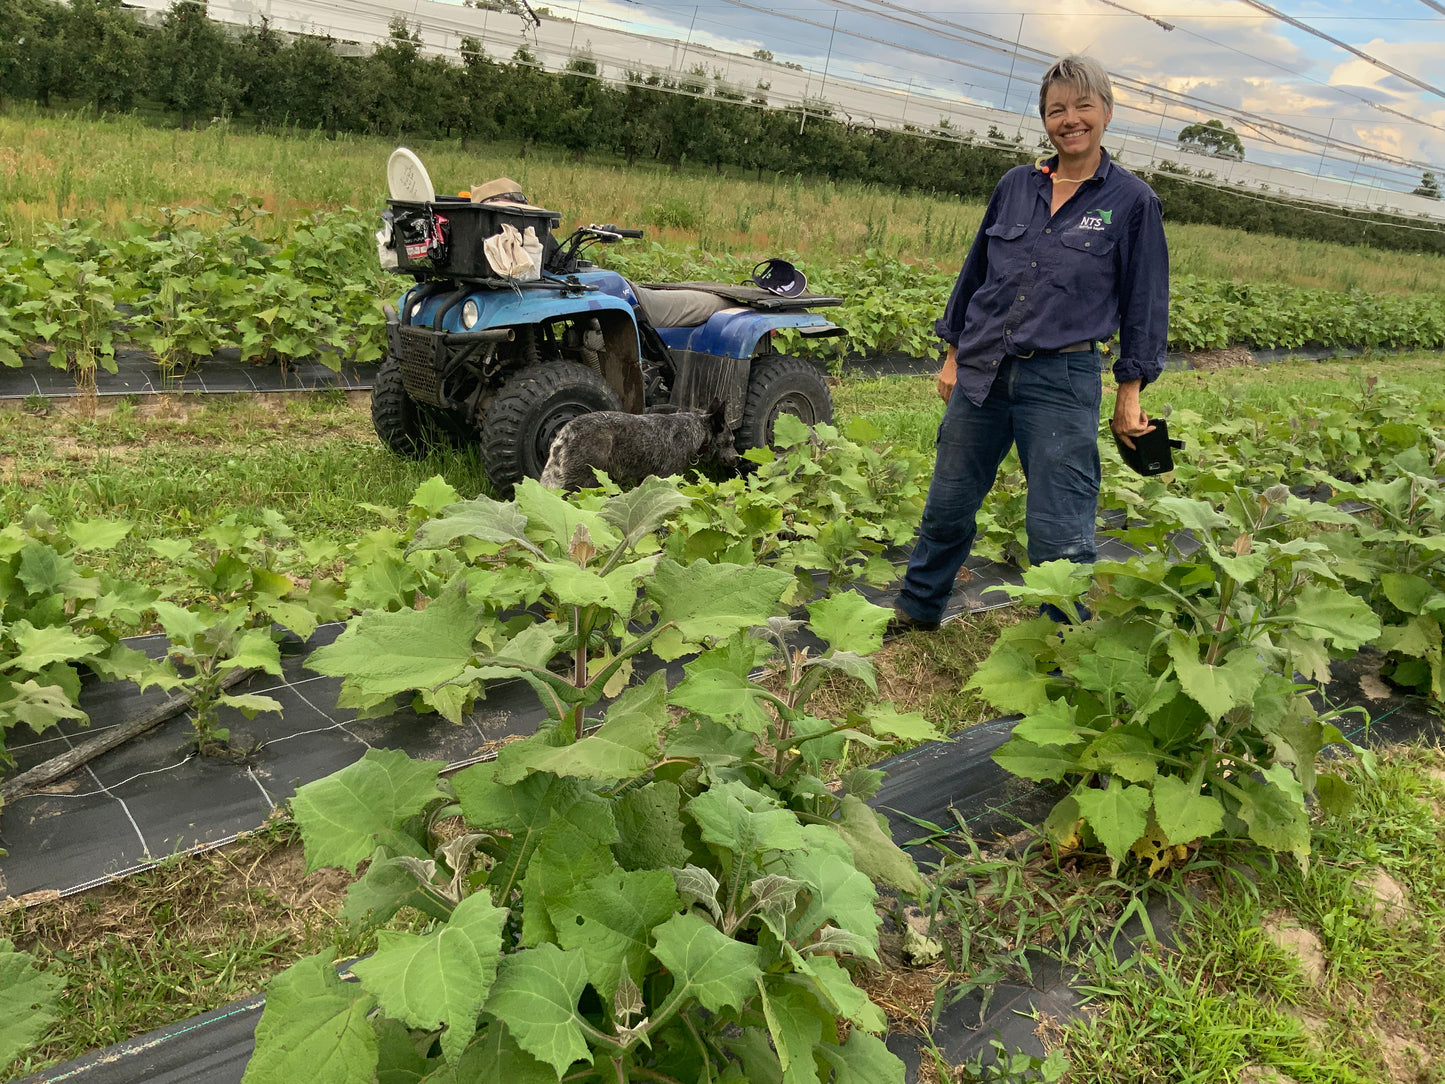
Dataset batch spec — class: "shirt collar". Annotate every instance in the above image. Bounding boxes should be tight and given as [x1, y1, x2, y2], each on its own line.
[1035, 147, 1113, 186]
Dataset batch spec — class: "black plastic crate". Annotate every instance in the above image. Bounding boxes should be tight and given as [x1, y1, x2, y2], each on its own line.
[387, 197, 561, 280]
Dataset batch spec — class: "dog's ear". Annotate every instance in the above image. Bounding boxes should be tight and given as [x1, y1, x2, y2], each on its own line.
[706, 397, 728, 429]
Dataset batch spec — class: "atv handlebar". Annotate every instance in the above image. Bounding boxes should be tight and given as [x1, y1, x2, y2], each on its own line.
[601, 225, 645, 239]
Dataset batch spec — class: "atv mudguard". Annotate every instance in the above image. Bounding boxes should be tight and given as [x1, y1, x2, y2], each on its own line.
[656, 310, 842, 360]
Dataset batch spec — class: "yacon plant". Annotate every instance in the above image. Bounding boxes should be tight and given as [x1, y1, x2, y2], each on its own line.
[973, 486, 1380, 871]
[246, 488, 941, 1081]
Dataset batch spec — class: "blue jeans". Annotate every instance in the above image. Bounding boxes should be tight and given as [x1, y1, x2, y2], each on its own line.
[896, 350, 1103, 625]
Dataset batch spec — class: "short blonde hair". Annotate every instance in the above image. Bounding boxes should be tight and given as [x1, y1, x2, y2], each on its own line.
[1038, 55, 1114, 119]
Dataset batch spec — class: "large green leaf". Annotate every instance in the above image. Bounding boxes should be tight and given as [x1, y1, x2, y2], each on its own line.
[649, 557, 793, 657]
[533, 559, 648, 613]
[797, 953, 887, 1033]
[757, 979, 831, 1084]
[1237, 765, 1310, 866]
[498, 673, 669, 785]
[1168, 634, 1266, 720]
[514, 479, 621, 553]
[1278, 583, 1380, 649]
[831, 795, 924, 895]
[552, 867, 680, 999]
[0, 679, 88, 734]
[650, 912, 762, 1013]
[1076, 726, 1159, 784]
[670, 661, 773, 734]
[452, 768, 597, 903]
[306, 582, 484, 717]
[444, 1022, 555, 1084]
[5, 621, 108, 672]
[1151, 774, 1225, 845]
[65, 516, 133, 551]
[855, 702, 941, 743]
[806, 590, 890, 655]
[519, 797, 620, 946]
[0, 939, 64, 1068]
[242, 953, 378, 1084]
[785, 826, 881, 956]
[351, 893, 507, 1064]
[482, 944, 591, 1077]
[686, 781, 804, 859]
[290, 750, 443, 873]
[817, 1028, 906, 1084]
[992, 736, 1079, 783]
[613, 780, 691, 871]
[599, 476, 691, 549]
[1011, 698, 1083, 747]
[1073, 779, 1152, 865]
[410, 494, 541, 556]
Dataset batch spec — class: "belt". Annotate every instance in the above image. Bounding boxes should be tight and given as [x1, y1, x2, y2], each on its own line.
[1012, 340, 1095, 359]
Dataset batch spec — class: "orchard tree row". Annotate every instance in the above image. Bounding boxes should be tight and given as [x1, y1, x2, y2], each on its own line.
[1, 0, 1442, 255]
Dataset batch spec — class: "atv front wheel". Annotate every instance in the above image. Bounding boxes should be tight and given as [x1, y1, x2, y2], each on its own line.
[371, 357, 465, 459]
[737, 355, 833, 451]
[481, 362, 622, 494]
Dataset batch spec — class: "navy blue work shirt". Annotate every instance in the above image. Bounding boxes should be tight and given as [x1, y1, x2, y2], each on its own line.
[935, 149, 1169, 407]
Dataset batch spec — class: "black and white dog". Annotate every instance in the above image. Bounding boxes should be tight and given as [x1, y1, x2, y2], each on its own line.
[540, 400, 736, 491]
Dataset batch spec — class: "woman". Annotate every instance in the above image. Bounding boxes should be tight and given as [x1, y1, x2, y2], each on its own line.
[892, 54, 1168, 632]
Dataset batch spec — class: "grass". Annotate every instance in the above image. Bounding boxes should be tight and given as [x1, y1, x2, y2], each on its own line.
[1, 818, 373, 1079]
[4, 104, 1444, 297]
[1059, 747, 1445, 1083]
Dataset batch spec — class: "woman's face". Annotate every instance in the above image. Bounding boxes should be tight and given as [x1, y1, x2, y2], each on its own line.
[1044, 82, 1112, 162]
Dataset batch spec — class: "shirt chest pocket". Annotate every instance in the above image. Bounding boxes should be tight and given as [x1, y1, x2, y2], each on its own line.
[984, 222, 1030, 275]
[1059, 230, 1116, 258]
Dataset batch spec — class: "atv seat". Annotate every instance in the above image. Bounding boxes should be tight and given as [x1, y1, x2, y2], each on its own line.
[633, 286, 733, 329]
[641, 281, 843, 311]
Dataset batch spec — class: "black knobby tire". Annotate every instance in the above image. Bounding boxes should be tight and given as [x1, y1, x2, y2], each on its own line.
[481, 362, 622, 494]
[736, 355, 833, 451]
[371, 356, 447, 460]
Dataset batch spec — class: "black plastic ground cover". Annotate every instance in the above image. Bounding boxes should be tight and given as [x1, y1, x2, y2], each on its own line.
[0, 347, 370, 400]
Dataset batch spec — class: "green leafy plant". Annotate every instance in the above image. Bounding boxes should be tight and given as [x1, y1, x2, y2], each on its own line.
[0, 938, 64, 1069]
[974, 486, 1381, 871]
[245, 477, 945, 1083]
[0, 508, 157, 774]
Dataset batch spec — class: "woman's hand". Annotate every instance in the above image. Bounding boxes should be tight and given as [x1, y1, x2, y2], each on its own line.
[937, 346, 959, 402]
[1111, 379, 1155, 449]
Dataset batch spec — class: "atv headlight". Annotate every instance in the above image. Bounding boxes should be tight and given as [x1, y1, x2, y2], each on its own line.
[461, 299, 480, 330]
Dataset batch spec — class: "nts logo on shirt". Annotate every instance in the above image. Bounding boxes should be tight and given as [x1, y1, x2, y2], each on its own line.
[1077, 208, 1113, 231]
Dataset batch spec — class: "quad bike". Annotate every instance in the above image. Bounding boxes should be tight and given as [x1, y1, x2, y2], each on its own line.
[371, 171, 843, 494]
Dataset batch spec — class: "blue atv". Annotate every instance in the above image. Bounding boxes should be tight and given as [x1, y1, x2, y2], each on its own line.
[372, 192, 843, 494]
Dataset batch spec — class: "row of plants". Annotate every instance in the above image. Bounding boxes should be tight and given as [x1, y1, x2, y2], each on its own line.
[0, 201, 388, 377]
[4, 208, 1445, 384]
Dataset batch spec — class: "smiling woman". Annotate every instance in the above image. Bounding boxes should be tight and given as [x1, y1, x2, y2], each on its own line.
[891, 53, 1169, 634]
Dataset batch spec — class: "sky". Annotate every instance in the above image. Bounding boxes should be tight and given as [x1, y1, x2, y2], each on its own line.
[564, 0, 1445, 190]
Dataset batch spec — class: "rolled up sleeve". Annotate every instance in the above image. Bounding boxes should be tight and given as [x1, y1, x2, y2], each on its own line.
[1111, 194, 1169, 388]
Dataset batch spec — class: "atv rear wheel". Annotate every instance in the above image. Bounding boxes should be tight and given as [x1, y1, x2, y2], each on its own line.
[736, 355, 833, 451]
[371, 357, 465, 459]
[481, 362, 622, 494]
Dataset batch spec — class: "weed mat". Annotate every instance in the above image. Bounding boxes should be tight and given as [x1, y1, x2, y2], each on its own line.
[0, 347, 371, 400]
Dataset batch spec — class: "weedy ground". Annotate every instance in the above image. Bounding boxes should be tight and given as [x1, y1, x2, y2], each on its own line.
[4, 354, 1445, 1082]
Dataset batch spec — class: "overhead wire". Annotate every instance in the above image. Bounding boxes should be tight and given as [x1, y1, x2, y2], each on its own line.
[1230, 0, 1445, 100]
